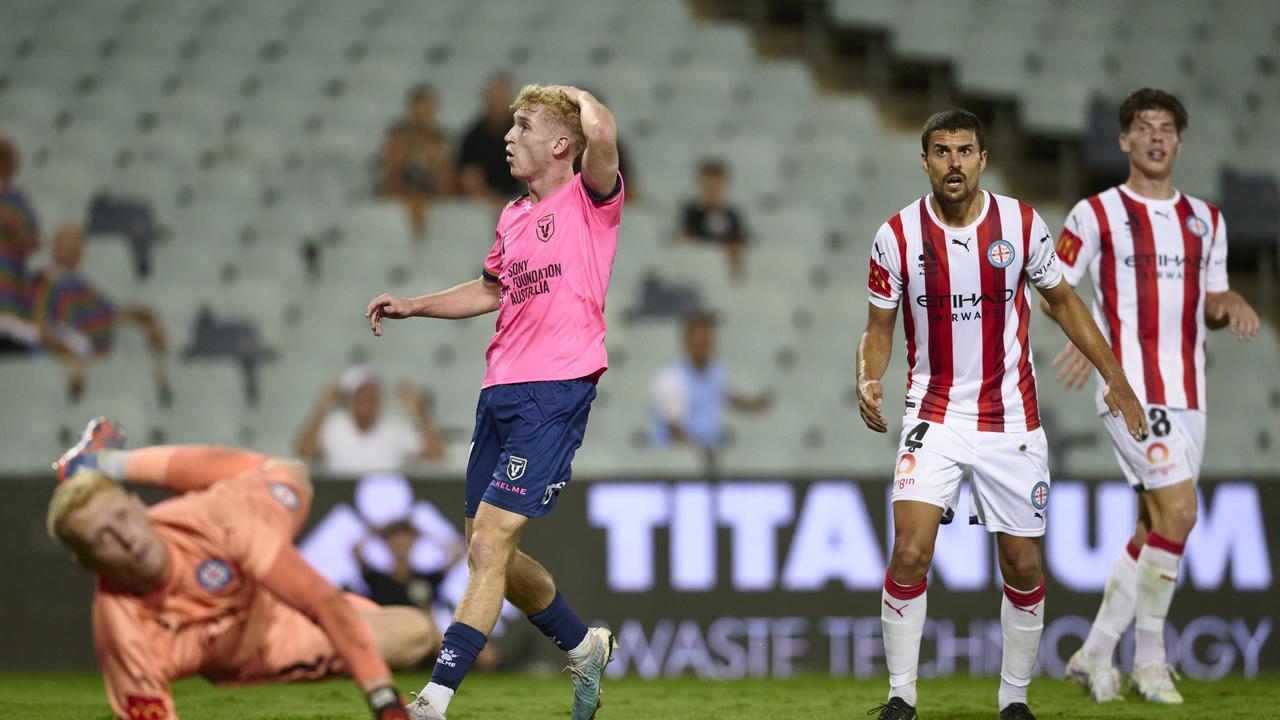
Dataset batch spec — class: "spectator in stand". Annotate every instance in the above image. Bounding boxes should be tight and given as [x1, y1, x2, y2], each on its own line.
[30, 225, 167, 359]
[381, 84, 456, 239]
[680, 159, 748, 279]
[649, 312, 771, 453]
[0, 135, 42, 354]
[457, 72, 522, 204]
[295, 366, 446, 476]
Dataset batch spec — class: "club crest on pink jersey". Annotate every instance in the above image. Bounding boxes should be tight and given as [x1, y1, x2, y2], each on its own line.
[196, 559, 233, 591]
[536, 213, 555, 242]
[269, 482, 299, 509]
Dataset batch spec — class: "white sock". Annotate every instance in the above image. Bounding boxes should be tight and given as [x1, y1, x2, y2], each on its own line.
[999, 580, 1045, 710]
[1080, 541, 1139, 666]
[98, 449, 128, 479]
[565, 627, 593, 661]
[881, 573, 927, 706]
[422, 682, 454, 713]
[1135, 533, 1183, 667]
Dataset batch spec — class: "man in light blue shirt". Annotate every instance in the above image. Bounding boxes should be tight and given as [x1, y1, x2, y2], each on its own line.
[649, 312, 769, 450]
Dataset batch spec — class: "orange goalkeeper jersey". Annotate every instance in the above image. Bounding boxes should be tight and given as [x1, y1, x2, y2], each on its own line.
[92, 459, 312, 720]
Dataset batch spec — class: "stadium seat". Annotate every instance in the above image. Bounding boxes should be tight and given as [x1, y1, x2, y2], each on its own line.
[0, 358, 71, 471]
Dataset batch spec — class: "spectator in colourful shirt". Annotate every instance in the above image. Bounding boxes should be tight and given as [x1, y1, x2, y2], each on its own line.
[0, 135, 41, 353]
[30, 225, 167, 358]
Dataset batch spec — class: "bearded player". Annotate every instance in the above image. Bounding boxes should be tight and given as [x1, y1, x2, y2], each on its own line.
[856, 108, 1148, 720]
[365, 84, 621, 720]
[48, 418, 436, 719]
[1052, 88, 1260, 704]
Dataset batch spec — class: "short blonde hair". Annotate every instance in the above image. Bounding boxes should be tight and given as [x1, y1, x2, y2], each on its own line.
[47, 470, 124, 545]
[510, 84, 586, 158]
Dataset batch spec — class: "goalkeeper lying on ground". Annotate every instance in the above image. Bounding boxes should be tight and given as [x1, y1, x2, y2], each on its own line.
[48, 417, 435, 719]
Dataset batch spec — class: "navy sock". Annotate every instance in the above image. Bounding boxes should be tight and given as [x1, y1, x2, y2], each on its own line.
[526, 591, 589, 652]
[430, 623, 488, 690]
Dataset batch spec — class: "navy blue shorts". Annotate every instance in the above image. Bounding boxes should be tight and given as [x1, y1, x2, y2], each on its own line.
[465, 378, 597, 518]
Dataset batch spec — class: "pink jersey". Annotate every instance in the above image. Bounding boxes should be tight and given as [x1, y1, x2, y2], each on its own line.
[1057, 184, 1228, 413]
[867, 191, 1063, 432]
[481, 173, 623, 388]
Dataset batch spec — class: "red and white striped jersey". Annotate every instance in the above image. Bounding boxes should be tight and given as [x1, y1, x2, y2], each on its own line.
[1057, 185, 1228, 413]
[867, 191, 1063, 432]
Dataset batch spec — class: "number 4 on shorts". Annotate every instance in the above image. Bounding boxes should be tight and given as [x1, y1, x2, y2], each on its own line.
[904, 422, 929, 452]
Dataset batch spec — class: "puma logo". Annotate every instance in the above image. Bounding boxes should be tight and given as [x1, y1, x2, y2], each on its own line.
[952, 237, 972, 251]
[883, 599, 908, 618]
[1013, 603, 1040, 617]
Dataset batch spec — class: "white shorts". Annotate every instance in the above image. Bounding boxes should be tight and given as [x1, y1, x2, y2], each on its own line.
[1101, 406, 1205, 491]
[891, 418, 1051, 537]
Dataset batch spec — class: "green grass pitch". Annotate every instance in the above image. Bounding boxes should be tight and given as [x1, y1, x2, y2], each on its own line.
[2, 671, 1278, 719]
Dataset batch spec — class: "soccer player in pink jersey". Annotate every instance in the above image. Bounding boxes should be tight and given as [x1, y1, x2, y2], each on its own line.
[48, 418, 435, 720]
[365, 84, 621, 720]
[856, 109, 1148, 720]
[1050, 89, 1260, 704]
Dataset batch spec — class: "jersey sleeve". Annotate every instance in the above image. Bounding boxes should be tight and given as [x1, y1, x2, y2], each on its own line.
[1056, 199, 1101, 287]
[1024, 211, 1063, 289]
[482, 230, 503, 282]
[577, 172, 624, 230]
[1206, 210, 1229, 292]
[93, 596, 176, 720]
[212, 481, 296, 580]
[866, 223, 903, 309]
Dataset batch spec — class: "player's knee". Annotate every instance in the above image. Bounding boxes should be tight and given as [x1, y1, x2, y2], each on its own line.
[1167, 501, 1197, 539]
[467, 533, 512, 574]
[999, 551, 1042, 589]
[889, 541, 934, 580]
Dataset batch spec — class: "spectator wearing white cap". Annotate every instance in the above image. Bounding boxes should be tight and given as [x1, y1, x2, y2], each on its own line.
[295, 366, 446, 476]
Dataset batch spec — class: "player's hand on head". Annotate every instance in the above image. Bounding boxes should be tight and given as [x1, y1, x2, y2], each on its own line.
[552, 85, 583, 105]
[1051, 340, 1091, 391]
[857, 378, 888, 433]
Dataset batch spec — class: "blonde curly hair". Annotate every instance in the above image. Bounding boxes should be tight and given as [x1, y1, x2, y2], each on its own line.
[47, 470, 123, 546]
[510, 84, 586, 158]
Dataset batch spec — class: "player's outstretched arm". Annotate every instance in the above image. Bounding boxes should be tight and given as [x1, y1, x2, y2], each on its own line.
[555, 86, 619, 197]
[365, 277, 501, 336]
[261, 545, 408, 719]
[1038, 281, 1148, 440]
[856, 304, 897, 433]
[112, 446, 272, 492]
[1205, 289, 1260, 340]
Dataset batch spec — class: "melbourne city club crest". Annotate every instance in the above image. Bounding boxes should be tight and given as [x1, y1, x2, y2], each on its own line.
[987, 239, 1015, 268]
[536, 213, 555, 242]
[1030, 481, 1049, 511]
[1185, 214, 1210, 238]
